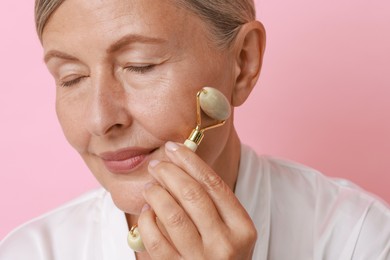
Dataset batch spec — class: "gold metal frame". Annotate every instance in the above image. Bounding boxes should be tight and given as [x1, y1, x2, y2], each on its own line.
[185, 88, 226, 147]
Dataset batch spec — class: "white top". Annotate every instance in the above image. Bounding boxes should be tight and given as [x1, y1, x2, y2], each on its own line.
[1, 145, 389, 259]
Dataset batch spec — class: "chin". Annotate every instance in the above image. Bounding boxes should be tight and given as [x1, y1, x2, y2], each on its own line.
[107, 179, 151, 215]
[84, 150, 160, 214]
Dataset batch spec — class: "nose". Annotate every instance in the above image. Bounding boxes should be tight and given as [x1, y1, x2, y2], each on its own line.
[85, 69, 132, 137]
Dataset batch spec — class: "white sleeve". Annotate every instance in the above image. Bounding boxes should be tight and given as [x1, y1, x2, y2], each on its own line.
[351, 200, 390, 260]
[0, 226, 49, 260]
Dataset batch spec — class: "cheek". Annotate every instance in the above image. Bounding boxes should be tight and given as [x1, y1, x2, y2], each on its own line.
[55, 92, 90, 153]
[120, 64, 201, 142]
[129, 85, 198, 143]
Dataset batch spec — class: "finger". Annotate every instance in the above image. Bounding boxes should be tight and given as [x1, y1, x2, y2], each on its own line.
[142, 182, 203, 259]
[138, 203, 179, 259]
[164, 141, 252, 228]
[148, 159, 226, 239]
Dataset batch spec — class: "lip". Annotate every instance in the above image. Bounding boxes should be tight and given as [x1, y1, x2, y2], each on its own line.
[99, 147, 157, 174]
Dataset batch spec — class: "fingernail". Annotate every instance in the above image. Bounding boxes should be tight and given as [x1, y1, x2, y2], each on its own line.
[144, 181, 155, 190]
[149, 159, 160, 168]
[165, 141, 179, 152]
[141, 204, 150, 212]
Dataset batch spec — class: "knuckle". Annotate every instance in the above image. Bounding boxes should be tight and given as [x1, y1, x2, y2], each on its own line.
[247, 225, 258, 243]
[165, 209, 186, 228]
[214, 239, 235, 260]
[201, 172, 225, 191]
[241, 221, 258, 244]
[222, 245, 235, 259]
[147, 237, 162, 252]
[181, 184, 205, 202]
[233, 224, 258, 257]
[208, 226, 257, 259]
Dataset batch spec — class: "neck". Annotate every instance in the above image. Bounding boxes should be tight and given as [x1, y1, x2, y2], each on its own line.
[212, 127, 241, 191]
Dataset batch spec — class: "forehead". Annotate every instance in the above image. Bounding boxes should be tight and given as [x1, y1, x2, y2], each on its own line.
[42, 0, 208, 52]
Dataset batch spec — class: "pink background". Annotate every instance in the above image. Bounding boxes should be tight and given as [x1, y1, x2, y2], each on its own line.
[1, 1, 389, 239]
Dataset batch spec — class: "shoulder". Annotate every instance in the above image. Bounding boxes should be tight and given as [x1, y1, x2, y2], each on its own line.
[240, 145, 390, 259]
[264, 155, 390, 212]
[265, 157, 390, 259]
[261, 155, 386, 211]
[0, 188, 107, 260]
[351, 200, 390, 259]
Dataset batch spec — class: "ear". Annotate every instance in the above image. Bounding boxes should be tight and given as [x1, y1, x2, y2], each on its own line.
[231, 21, 266, 107]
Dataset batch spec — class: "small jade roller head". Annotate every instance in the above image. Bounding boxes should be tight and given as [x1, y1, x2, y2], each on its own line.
[184, 86, 232, 152]
[127, 224, 145, 252]
[199, 87, 231, 121]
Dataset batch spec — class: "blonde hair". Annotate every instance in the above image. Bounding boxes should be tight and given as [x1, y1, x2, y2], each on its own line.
[35, 0, 255, 47]
[35, 0, 65, 42]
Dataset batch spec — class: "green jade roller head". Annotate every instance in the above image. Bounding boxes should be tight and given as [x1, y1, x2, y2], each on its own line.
[127, 87, 231, 252]
[184, 87, 232, 152]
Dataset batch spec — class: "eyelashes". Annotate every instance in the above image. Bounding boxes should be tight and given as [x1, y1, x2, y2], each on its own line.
[59, 64, 156, 88]
[60, 77, 86, 88]
[124, 64, 155, 74]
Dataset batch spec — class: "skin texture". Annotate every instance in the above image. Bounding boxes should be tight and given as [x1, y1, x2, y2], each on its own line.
[42, 0, 265, 258]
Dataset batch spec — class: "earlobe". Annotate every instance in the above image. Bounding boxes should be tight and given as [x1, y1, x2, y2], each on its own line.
[232, 21, 266, 107]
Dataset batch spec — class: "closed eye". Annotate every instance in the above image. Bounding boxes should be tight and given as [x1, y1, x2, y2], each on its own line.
[124, 64, 155, 74]
[60, 76, 86, 88]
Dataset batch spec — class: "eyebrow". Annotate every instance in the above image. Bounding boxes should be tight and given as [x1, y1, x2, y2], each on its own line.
[44, 51, 79, 63]
[107, 34, 167, 53]
[43, 34, 167, 63]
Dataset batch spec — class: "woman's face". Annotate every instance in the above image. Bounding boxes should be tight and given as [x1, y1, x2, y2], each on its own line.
[42, 0, 236, 214]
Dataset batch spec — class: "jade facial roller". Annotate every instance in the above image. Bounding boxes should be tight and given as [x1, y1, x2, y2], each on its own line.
[127, 224, 145, 252]
[183, 86, 231, 151]
[127, 86, 231, 252]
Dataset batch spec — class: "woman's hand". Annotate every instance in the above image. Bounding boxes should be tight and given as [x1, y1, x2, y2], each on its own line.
[137, 141, 257, 259]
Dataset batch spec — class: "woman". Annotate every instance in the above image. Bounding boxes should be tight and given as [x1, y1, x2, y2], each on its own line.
[0, 0, 389, 259]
